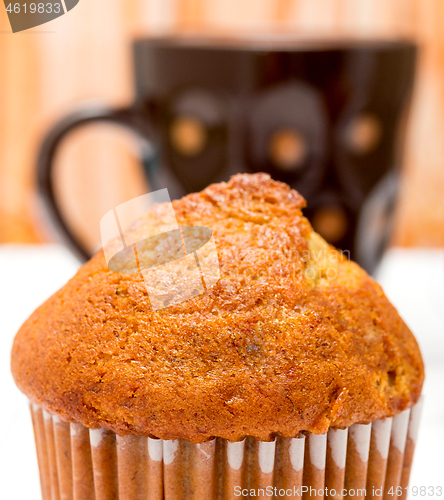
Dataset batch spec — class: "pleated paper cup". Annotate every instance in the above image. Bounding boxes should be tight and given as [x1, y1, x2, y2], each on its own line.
[29, 398, 422, 500]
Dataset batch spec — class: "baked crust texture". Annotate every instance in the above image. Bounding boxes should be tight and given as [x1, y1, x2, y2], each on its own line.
[11, 173, 424, 442]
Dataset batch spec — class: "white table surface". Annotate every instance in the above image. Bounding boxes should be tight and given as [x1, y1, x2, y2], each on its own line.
[0, 245, 443, 499]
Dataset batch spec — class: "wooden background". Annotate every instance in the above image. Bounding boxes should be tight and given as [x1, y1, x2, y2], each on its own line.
[0, 0, 443, 251]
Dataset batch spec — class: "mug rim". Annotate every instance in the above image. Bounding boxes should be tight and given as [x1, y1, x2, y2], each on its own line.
[133, 32, 416, 53]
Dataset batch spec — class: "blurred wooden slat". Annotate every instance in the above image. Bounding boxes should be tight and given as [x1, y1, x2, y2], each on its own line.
[0, 7, 42, 242]
[273, 0, 295, 25]
[392, 0, 444, 246]
[140, 0, 178, 34]
[177, 0, 205, 29]
[0, 0, 443, 248]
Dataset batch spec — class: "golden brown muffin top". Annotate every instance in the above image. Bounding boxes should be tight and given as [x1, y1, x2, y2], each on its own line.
[11, 173, 423, 442]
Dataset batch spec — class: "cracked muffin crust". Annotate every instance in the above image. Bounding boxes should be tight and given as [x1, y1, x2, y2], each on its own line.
[11, 173, 424, 442]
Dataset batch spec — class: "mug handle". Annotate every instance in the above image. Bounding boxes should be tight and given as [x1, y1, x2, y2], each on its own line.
[37, 104, 154, 262]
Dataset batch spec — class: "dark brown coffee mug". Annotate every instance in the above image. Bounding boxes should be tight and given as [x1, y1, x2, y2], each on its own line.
[37, 35, 416, 273]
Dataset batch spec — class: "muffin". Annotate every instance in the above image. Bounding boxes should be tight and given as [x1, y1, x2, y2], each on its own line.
[11, 173, 423, 500]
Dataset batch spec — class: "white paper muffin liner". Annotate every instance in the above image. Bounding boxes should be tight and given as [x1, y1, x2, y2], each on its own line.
[29, 398, 422, 500]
